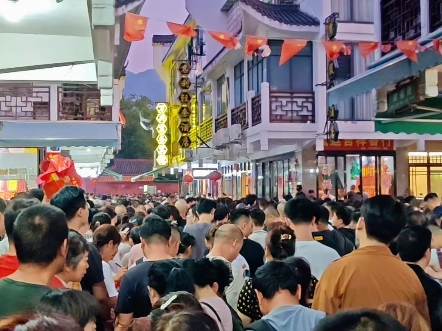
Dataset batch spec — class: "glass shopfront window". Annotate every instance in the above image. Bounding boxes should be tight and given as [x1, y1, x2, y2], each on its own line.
[409, 153, 442, 198]
[254, 154, 301, 198]
[318, 153, 396, 198]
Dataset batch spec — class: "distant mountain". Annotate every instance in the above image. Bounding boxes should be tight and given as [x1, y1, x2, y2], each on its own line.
[124, 70, 166, 103]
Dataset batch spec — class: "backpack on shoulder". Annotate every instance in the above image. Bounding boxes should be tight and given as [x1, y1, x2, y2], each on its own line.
[201, 302, 245, 331]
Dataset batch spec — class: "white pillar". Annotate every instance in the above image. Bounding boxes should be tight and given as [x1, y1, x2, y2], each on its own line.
[49, 84, 58, 121]
[261, 82, 270, 124]
[420, 0, 429, 37]
[312, 41, 327, 134]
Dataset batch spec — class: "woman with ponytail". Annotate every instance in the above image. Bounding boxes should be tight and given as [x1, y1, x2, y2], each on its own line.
[147, 260, 195, 306]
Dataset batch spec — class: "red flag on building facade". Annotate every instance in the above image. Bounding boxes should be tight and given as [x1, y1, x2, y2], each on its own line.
[166, 22, 196, 38]
[245, 36, 268, 55]
[208, 31, 240, 50]
[279, 40, 307, 66]
[323, 41, 344, 60]
[119, 110, 127, 127]
[358, 42, 380, 58]
[124, 13, 148, 42]
[396, 40, 418, 62]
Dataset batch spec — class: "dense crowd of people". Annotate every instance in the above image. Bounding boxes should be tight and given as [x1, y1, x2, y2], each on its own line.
[0, 187, 441, 331]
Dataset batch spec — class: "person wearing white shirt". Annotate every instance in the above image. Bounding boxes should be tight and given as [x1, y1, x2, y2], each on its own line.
[249, 209, 267, 249]
[284, 198, 340, 279]
[206, 224, 246, 308]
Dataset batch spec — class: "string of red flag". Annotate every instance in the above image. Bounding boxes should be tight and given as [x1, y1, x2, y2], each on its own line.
[124, 13, 442, 66]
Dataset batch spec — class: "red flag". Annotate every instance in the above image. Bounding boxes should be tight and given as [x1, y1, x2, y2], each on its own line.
[396, 40, 418, 62]
[341, 44, 352, 56]
[279, 40, 307, 66]
[381, 44, 392, 53]
[37, 155, 83, 199]
[358, 42, 379, 58]
[433, 39, 442, 55]
[123, 13, 148, 42]
[208, 31, 240, 50]
[323, 41, 344, 60]
[245, 36, 268, 55]
[166, 22, 196, 38]
[119, 109, 126, 127]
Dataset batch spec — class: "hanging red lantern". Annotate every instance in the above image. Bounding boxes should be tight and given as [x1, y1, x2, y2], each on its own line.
[183, 174, 194, 183]
[91, 178, 97, 188]
[208, 171, 222, 181]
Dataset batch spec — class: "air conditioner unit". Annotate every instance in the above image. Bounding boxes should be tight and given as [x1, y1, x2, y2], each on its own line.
[229, 124, 242, 144]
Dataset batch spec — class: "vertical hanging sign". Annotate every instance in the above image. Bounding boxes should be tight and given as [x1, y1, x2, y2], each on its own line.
[177, 62, 193, 149]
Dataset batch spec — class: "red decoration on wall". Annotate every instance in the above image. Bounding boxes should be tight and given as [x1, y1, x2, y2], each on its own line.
[323, 41, 344, 60]
[279, 40, 307, 66]
[396, 40, 418, 62]
[358, 42, 380, 58]
[245, 36, 268, 55]
[208, 171, 222, 181]
[322, 139, 394, 151]
[183, 174, 194, 183]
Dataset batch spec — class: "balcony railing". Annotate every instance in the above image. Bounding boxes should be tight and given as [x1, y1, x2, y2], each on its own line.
[251, 95, 261, 127]
[58, 85, 111, 121]
[0, 84, 50, 120]
[199, 116, 213, 142]
[270, 91, 315, 123]
[231, 102, 248, 130]
[430, 0, 442, 32]
[381, 0, 421, 52]
[215, 113, 228, 132]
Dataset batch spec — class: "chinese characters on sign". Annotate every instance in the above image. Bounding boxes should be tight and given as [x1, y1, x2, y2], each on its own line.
[177, 61, 193, 148]
[155, 103, 169, 166]
[322, 139, 394, 151]
[387, 81, 418, 113]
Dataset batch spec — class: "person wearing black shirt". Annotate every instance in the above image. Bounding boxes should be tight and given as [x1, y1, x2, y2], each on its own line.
[329, 203, 356, 246]
[115, 217, 174, 331]
[397, 225, 442, 331]
[51, 187, 111, 331]
[312, 205, 354, 256]
[230, 208, 264, 276]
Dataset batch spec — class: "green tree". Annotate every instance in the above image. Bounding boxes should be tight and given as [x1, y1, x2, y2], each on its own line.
[116, 95, 156, 159]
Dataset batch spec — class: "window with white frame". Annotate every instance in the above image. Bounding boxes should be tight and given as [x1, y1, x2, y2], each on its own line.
[234, 62, 245, 107]
[331, 0, 374, 23]
[216, 75, 228, 116]
[248, 57, 263, 94]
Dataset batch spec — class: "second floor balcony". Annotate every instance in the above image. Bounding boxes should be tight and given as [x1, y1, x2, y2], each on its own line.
[381, 0, 421, 52]
[0, 83, 112, 121]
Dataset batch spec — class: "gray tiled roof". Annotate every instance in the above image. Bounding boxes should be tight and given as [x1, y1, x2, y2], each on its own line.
[240, 0, 320, 26]
[152, 35, 177, 44]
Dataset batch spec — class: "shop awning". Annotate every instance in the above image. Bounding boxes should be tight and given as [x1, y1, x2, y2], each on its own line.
[374, 97, 442, 135]
[0, 122, 119, 147]
[131, 165, 170, 182]
[328, 30, 442, 105]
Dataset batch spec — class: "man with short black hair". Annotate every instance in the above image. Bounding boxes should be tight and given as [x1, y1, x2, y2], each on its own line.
[231, 208, 264, 276]
[0, 199, 41, 279]
[313, 310, 407, 331]
[249, 209, 266, 249]
[0, 204, 68, 317]
[115, 218, 173, 331]
[51, 186, 111, 330]
[424, 193, 440, 211]
[312, 205, 354, 256]
[313, 195, 429, 324]
[214, 204, 230, 225]
[247, 261, 325, 331]
[285, 198, 340, 279]
[397, 225, 442, 331]
[183, 198, 216, 259]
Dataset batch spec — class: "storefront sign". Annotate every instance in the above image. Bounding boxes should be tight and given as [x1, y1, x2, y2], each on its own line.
[177, 61, 193, 146]
[155, 103, 169, 166]
[323, 139, 394, 151]
[387, 80, 420, 113]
